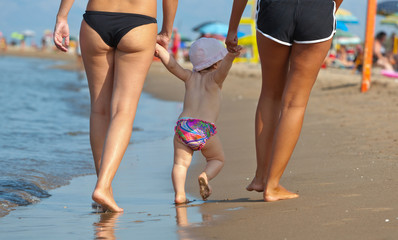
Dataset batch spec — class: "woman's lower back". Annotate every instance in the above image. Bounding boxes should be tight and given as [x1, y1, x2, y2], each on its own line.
[86, 0, 156, 17]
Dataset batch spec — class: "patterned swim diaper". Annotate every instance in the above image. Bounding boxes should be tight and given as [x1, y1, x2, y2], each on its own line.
[175, 118, 217, 151]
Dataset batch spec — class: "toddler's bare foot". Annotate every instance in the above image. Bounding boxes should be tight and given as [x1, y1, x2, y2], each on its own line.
[92, 188, 124, 213]
[264, 185, 299, 202]
[246, 177, 265, 192]
[198, 172, 212, 200]
[175, 193, 188, 204]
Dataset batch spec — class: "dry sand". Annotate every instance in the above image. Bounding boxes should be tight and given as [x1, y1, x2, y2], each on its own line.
[146, 62, 398, 239]
[2, 50, 398, 239]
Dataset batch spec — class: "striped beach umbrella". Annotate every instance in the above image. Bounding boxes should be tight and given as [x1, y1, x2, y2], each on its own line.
[381, 13, 398, 27]
[336, 8, 359, 24]
[336, 21, 349, 31]
[334, 29, 362, 45]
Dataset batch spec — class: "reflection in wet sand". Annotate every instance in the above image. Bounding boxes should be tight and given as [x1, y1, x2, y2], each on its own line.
[93, 212, 123, 240]
[175, 204, 214, 240]
[176, 206, 190, 227]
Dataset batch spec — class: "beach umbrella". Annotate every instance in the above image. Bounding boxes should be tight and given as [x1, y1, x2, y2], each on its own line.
[180, 35, 192, 42]
[193, 21, 219, 32]
[336, 8, 359, 24]
[381, 13, 398, 27]
[377, 0, 398, 16]
[193, 21, 245, 37]
[334, 29, 362, 45]
[336, 21, 349, 31]
[22, 30, 35, 37]
[193, 22, 229, 35]
[11, 32, 24, 40]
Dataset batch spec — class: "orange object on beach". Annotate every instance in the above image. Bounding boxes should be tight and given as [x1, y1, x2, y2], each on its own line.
[362, 0, 377, 93]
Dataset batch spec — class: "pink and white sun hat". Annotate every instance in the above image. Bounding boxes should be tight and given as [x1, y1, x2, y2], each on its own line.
[189, 37, 228, 71]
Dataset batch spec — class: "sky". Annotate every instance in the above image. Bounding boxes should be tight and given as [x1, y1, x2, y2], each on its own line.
[0, 0, 396, 44]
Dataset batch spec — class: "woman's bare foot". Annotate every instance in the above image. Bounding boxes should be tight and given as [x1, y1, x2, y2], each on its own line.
[92, 188, 124, 213]
[246, 177, 265, 192]
[198, 172, 212, 200]
[175, 193, 188, 204]
[91, 202, 108, 213]
[264, 185, 299, 202]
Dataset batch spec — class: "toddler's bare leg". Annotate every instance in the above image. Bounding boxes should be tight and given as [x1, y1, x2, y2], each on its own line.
[173, 135, 193, 204]
[199, 135, 225, 200]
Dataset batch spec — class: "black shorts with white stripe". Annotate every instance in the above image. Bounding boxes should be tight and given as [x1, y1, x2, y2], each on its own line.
[256, 0, 336, 46]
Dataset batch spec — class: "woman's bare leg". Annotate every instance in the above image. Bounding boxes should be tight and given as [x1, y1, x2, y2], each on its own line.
[199, 135, 225, 200]
[172, 135, 193, 204]
[264, 39, 333, 202]
[80, 21, 114, 175]
[92, 23, 157, 212]
[248, 33, 291, 192]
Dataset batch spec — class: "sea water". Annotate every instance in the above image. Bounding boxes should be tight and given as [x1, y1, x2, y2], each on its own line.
[0, 56, 211, 239]
[0, 56, 93, 216]
[0, 56, 180, 217]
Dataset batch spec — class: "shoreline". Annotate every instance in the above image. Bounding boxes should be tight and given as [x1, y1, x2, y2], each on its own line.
[2, 50, 398, 239]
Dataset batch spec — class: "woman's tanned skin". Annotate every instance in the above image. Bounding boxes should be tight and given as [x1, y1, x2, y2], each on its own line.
[226, 0, 342, 202]
[54, 0, 178, 212]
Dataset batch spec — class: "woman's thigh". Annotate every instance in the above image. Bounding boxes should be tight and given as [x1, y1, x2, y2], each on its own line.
[80, 20, 114, 113]
[283, 39, 332, 107]
[110, 23, 157, 115]
[256, 32, 291, 99]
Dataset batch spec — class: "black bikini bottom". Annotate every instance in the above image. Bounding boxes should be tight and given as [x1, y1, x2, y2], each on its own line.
[83, 11, 157, 48]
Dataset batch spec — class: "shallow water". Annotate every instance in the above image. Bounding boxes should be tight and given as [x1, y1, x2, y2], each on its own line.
[0, 56, 94, 216]
[0, 56, 212, 238]
[0, 136, 212, 239]
[0, 56, 181, 217]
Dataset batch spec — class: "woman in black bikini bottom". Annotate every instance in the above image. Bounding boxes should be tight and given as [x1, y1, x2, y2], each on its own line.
[54, 0, 178, 212]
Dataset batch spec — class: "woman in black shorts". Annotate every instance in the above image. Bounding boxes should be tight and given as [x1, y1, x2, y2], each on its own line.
[226, 0, 343, 201]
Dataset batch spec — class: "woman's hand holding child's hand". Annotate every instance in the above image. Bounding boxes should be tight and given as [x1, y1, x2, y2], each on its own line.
[225, 31, 239, 53]
[230, 45, 243, 57]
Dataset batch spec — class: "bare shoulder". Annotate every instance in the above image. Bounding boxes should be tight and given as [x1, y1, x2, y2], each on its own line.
[205, 72, 222, 89]
[184, 71, 198, 84]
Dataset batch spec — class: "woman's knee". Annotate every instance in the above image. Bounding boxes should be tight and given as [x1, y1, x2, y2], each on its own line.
[91, 103, 111, 118]
[281, 94, 309, 111]
[110, 109, 135, 124]
[260, 87, 284, 102]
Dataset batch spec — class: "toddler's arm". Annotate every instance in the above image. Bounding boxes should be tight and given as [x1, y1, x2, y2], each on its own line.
[155, 43, 191, 81]
[213, 46, 242, 86]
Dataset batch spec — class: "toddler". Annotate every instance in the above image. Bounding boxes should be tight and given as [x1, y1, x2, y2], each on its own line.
[155, 37, 241, 203]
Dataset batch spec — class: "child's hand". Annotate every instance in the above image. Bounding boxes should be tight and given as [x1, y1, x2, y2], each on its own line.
[230, 45, 243, 57]
[154, 49, 160, 57]
[154, 43, 163, 57]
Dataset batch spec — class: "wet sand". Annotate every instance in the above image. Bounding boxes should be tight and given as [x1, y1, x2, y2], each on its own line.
[146, 62, 398, 239]
[1, 50, 398, 239]
[0, 92, 210, 239]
